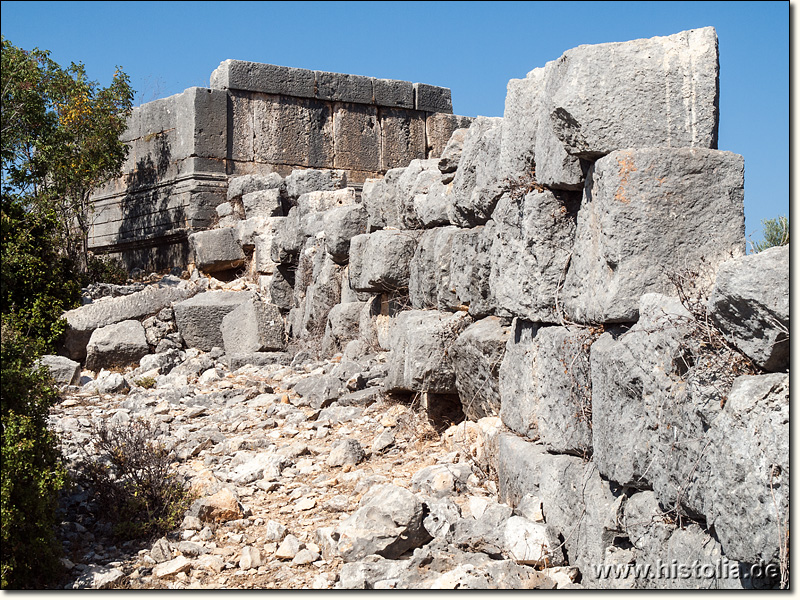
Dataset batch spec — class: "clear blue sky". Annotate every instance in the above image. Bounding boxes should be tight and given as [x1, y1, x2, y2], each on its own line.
[2, 1, 789, 244]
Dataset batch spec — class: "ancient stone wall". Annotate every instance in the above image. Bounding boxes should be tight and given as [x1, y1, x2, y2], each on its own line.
[88, 61, 471, 271]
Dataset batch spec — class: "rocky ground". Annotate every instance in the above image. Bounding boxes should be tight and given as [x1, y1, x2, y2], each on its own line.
[49, 345, 580, 590]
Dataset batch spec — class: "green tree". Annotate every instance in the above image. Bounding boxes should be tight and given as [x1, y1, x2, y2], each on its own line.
[1, 37, 133, 272]
[751, 215, 789, 253]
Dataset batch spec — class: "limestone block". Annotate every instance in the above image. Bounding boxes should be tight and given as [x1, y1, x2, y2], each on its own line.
[489, 189, 579, 323]
[285, 168, 347, 204]
[270, 207, 302, 265]
[448, 117, 504, 227]
[348, 230, 419, 293]
[333, 103, 381, 171]
[373, 78, 414, 109]
[298, 187, 357, 215]
[394, 158, 441, 229]
[563, 148, 745, 324]
[426, 113, 475, 159]
[190, 228, 246, 273]
[708, 244, 789, 371]
[220, 298, 286, 353]
[315, 71, 373, 104]
[449, 316, 510, 420]
[385, 310, 471, 394]
[541, 27, 720, 159]
[229, 90, 254, 162]
[138, 94, 177, 138]
[380, 107, 426, 171]
[242, 189, 283, 219]
[413, 82, 453, 113]
[39, 355, 81, 386]
[321, 301, 364, 356]
[269, 266, 295, 311]
[236, 215, 282, 253]
[227, 172, 284, 202]
[414, 181, 452, 228]
[449, 222, 496, 317]
[297, 253, 344, 339]
[86, 320, 149, 371]
[175, 87, 228, 160]
[361, 168, 404, 230]
[498, 319, 542, 440]
[408, 226, 460, 310]
[323, 204, 368, 264]
[173, 290, 255, 351]
[494, 432, 548, 506]
[437, 128, 470, 180]
[210, 60, 316, 97]
[253, 233, 280, 274]
[253, 95, 333, 168]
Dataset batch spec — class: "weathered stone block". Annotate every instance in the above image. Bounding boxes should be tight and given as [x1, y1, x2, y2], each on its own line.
[409, 226, 460, 310]
[189, 228, 246, 273]
[321, 301, 364, 356]
[563, 148, 745, 324]
[39, 355, 81, 386]
[380, 108, 426, 171]
[426, 113, 475, 159]
[373, 78, 414, 109]
[228, 90, 254, 162]
[315, 71, 373, 104]
[227, 172, 284, 202]
[414, 181, 452, 228]
[333, 103, 381, 171]
[285, 168, 347, 203]
[175, 87, 228, 160]
[361, 168, 404, 230]
[498, 319, 542, 440]
[708, 244, 789, 372]
[348, 230, 419, 293]
[270, 207, 302, 265]
[221, 298, 286, 354]
[86, 320, 149, 371]
[449, 222, 495, 317]
[437, 127, 470, 179]
[242, 189, 283, 219]
[494, 432, 548, 506]
[253, 95, 333, 168]
[414, 82, 453, 113]
[210, 60, 316, 97]
[174, 291, 255, 351]
[323, 203, 368, 264]
[450, 316, 510, 420]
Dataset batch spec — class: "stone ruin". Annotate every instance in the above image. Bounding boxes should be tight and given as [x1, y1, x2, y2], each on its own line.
[48, 27, 788, 589]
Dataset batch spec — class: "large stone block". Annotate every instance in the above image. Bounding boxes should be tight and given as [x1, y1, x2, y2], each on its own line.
[408, 226, 460, 310]
[323, 203, 368, 264]
[385, 310, 470, 394]
[86, 320, 149, 371]
[284, 168, 347, 204]
[173, 291, 255, 351]
[498, 318, 542, 440]
[333, 103, 381, 171]
[210, 60, 316, 97]
[175, 87, 228, 160]
[253, 95, 333, 168]
[426, 113, 475, 159]
[438, 128, 470, 182]
[270, 206, 302, 265]
[563, 148, 745, 324]
[373, 78, 414, 109]
[708, 244, 789, 372]
[315, 71, 373, 104]
[227, 172, 284, 202]
[448, 117, 504, 227]
[489, 189, 579, 323]
[414, 82, 453, 113]
[220, 298, 286, 354]
[379, 107, 426, 171]
[242, 189, 283, 218]
[414, 180, 452, 228]
[321, 301, 364, 356]
[541, 27, 719, 159]
[228, 90, 255, 162]
[449, 223, 496, 317]
[494, 432, 549, 506]
[39, 355, 81, 386]
[189, 228, 246, 273]
[348, 230, 419, 293]
[449, 316, 510, 420]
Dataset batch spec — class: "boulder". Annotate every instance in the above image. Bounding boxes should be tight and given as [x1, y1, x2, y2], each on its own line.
[323, 204, 368, 264]
[39, 355, 81, 386]
[438, 127, 470, 180]
[449, 223, 496, 317]
[494, 432, 548, 507]
[321, 301, 364, 356]
[498, 319, 542, 439]
[242, 189, 283, 219]
[361, 168, 404, 230]
[174, 291, 255, 351]
[489, 188, 579, 323]
[563, 148, 745, 324]
[449, 316, 510, 420]
[708, 244, 789, 371]
[85, 320, 149, 370]
[326, 438, 365, 467]
[414, 180, 452, 228]
[408, 226, 459, 310]
[348, 230, 419, 293]
[285, 168, 347, 205]
[334, 484, 431, 561]
[190, 228, 246, 273]
[220, 298, 286, 354]
[188, 487, 244, 523]
[227, 172, 283, 202]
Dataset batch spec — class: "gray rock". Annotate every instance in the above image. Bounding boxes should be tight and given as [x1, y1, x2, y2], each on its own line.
[224, 352, 291, 371]
[503, 516, 565, 567]
[85, 320, 149, 371]
[270, 206, 302, 265]
[227, 172, 284, 202]
[540, 27, 719, 160]
[494, 432, 548, 507]
[449, 117, 504, 227]
[449, 316, 510, 420]
[422, 497, 462, 539]
[94, 371, 129, 394]
[348, 230, 419, 293]
[70, 565, 125, 589]
[414, 180, 452, 228]
[708, 244, 789, 371]
[190, 228, 246, 273]
[335, 484, 431, 561]
[296, 252, 344, 339]
[174, 290, 255, 351]
[326, 438, 365, 467]
[285, 168, 347, 205]
[498, 319, 542, 439]
[438, 127, 470, 178]
[408, 226, 460, 310]
[413, 82, 453, 113]
[448, 223, 496, 317]
[321, 301, 364, 356]
[150, 537, 173, 563]
[337, 556, 414, 589]
[323, 204, 368, 264]
[361, 168, 404, 230]
[139, 348, 183, 375]
[410, 463, 471, 498]
[220, 298, 286, 354]
[269, 266, 295, 311]
[39, 355, 81, 386]
[242, 189, 283, 219]
[294, 374, 340, 409]
[489, 188, 579, 323]
[451, 501, 513, 557]
[563, 148, 745, 324]
[385, 310, 471, 394]
[394, 158, 441, 229]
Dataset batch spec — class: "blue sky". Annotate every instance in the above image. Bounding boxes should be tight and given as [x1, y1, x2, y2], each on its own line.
[2, 1, 789, 244]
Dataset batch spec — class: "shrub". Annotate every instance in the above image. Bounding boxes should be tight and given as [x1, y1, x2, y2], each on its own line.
[1, 324, 68, 589]
[76, 419, 194, 540]
[751, 215, 789, 253]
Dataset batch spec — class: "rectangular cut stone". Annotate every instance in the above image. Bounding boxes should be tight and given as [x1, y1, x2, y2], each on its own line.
[563, 148, 745, 324]
[413, 82, 453, 113]
[373, 78, 414, 109]
[175, 87, 228, 160]
[315, 71, 374, 104]
[253, 94, 333, 168]
[210, 60, 316, 98]
[333, 103, 381, 171]
[379, 108, 426, 171]
[426, 113, 475, 158]
[229, 91, 255, 162]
